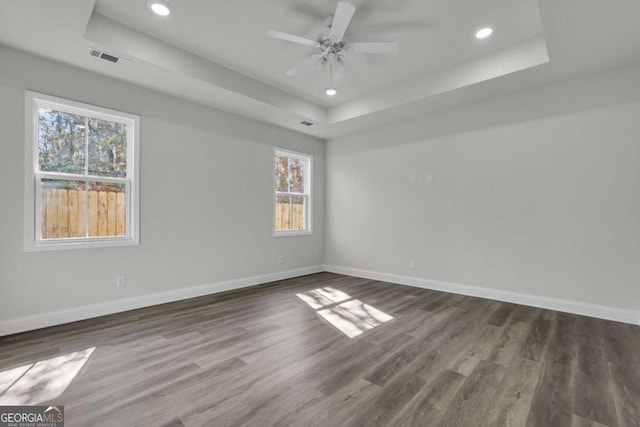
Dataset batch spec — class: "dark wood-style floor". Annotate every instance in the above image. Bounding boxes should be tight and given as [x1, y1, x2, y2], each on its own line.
[0, 273, 638, 426]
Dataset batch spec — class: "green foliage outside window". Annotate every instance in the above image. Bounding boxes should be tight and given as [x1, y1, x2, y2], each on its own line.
[38, 108, 127, 178]
[275, 155, 305, 200]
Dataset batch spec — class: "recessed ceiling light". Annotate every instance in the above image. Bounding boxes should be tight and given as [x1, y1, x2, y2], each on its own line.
[149, 0, 171, 16]
[325, 87, 337, 97]
[475, 27, 493, 39]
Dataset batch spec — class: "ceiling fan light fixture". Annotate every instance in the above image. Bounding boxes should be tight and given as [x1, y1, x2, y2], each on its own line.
[475, 27, 493, 39]
[267, 1, 399, 86]
[325, 87, 338, 97]
[149, 0, 172, 16]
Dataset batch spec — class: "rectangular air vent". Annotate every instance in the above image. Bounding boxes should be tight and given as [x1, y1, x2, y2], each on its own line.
[300, 120, 315, 127]
[100, 53, 119, 63]
[88, 48, 131, 67]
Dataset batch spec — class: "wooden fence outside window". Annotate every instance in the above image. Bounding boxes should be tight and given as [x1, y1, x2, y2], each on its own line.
[41, 188, 306, 238]
[275, 201, 305, 231]
[41, 188, 126, 239]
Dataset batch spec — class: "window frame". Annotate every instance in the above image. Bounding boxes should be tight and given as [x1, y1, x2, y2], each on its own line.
[273, 147, 313, 237]
[24, 91, 141, 251]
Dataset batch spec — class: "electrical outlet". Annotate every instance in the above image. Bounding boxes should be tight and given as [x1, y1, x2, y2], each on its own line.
[116, 276, 126, 288]
[427, 172, 434, 182]
[410, 173, 417, 184]
[278, 255, 284, 264]
[410, 260, 416, 269]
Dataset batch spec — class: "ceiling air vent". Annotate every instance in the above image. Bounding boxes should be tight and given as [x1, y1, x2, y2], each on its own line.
[88, 48, 131, 67]
[299, 120, 315, 127]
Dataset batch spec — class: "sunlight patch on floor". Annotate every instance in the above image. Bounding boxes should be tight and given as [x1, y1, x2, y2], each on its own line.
[296, 286, 351, 309]
[0, 347, 95, 405]
[297, 287, 393, 338]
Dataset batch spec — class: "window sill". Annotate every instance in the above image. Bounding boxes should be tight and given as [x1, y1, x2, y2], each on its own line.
[273, 230, 313, 238]
[25, 237, 139, 252]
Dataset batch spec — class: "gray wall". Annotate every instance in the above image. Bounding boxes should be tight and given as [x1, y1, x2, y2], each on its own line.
[0, 47, 325, 320]
[326, 65, 640, 312]
[2, 44, 639, 322]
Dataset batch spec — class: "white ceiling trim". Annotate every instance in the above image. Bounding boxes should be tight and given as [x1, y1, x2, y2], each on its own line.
[83, 11, 549, 130]
[84, 13, 327, 124]
[2, 0, 640, 137]
[329, 37, 549, 124]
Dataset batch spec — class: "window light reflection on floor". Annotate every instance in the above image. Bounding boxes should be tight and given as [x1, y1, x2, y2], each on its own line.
[297, 287, 393, 338]
[0, 347, 95, 405]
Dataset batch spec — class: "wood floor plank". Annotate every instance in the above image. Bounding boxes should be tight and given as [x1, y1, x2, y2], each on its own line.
[521, 313, 553, 362]
[397, 303, 461, 339]
[545, 313, 577, 366]
[609, 361, 640, 427]
[341, 362, 427, 427]
[315, 333, 413, 396]
[487, 319, 531, 367]
[445, 324, 503, 376]
[571, 413, 609, 427]
[526, 360, 574, 427]
[510, 304, 543, 324]
[157, 418, 186, 427]
[601, 321, 640, 367]
[0, 272, 637, 427]
[480, 357, 542, 427]
[363, 299, 493, 387]
[386, 369, 466, 427]
[343, 302, 500, 426]
[573, 364, 617, 427]
[241, 386, 326, 427]
[572, 323, 618, 427]
[436, 360, 507, 427]
[486, 303, 515, 327]
[420, 292, 454, 312]
[293, 378, 381, 427]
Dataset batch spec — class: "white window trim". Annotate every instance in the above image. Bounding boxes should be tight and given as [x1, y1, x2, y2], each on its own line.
[24, 91, 141, 251]
[273, 147, 313, 237]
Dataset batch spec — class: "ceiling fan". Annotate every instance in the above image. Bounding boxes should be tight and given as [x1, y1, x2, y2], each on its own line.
[266, 1, 399, 92]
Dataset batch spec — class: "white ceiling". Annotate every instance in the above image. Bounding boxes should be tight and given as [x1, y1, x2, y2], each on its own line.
[1, 0, 640, 138]
[93, 0, 545, 105]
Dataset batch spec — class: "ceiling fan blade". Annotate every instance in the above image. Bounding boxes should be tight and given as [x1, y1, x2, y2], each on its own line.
[346, 42, 399, 54]
[267, 30, 320, 48]
[285, 55, 324, 76]
[329, 2, 356, 41]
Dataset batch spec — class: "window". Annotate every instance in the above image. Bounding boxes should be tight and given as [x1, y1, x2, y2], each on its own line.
[274, 148, 312, 236]
[24, 91, 140, 251]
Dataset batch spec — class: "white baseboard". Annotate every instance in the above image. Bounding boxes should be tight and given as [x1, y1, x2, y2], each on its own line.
[3, 264, 637, 337]
[0, 265, 324, 337]
[324, 265, 640, 326]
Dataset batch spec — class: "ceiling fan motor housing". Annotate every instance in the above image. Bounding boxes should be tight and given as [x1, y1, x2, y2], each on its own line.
[320, 39, 346, 57]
